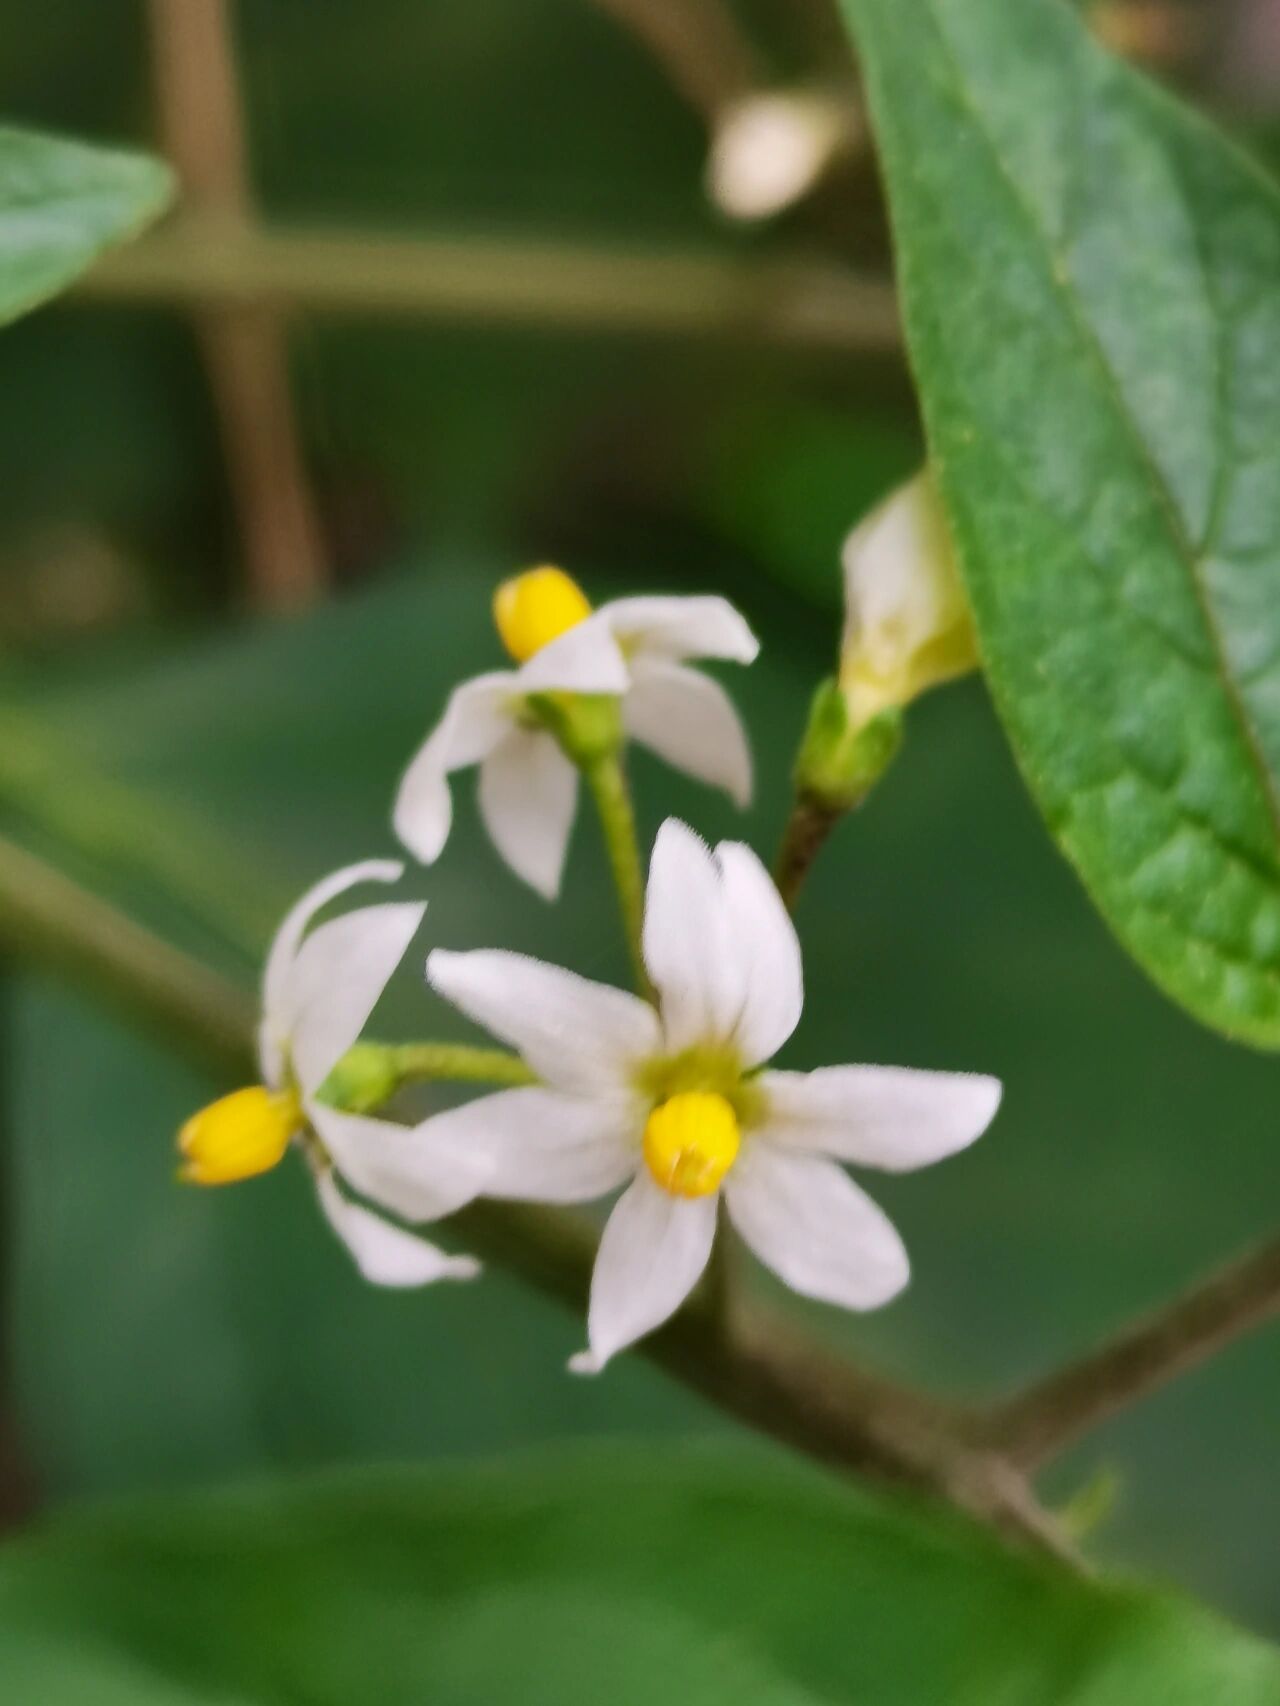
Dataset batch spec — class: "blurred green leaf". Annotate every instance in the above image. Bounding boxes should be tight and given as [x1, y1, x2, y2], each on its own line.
[8, 563, 1280, 1634]
[2, 1453, 1278, 1704]
[0, 125, 171, 326]
[840, 0, 1280, 1047]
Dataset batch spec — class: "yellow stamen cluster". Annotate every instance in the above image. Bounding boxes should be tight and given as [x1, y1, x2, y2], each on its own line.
[643, 1091, 741, 1198]
[177, 1085, 301, 1186]
[493, 565, 591, 663]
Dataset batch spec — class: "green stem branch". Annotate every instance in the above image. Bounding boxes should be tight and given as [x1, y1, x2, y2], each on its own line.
[583, 751, 651, 996]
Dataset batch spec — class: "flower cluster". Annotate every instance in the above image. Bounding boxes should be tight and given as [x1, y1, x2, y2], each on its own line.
[178, 522, 994, 1371]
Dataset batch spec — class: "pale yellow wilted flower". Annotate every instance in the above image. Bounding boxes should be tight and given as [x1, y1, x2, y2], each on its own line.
[839, 470, 979, 731]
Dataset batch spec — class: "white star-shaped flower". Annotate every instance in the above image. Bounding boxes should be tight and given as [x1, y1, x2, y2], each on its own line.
[421, 819, 1000, 1370]
[179, 860, 485, 1287]
[393, 567, 759, 899]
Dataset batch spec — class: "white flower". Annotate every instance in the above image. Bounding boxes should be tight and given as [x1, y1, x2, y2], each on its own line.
[394, 566, 759, 899]
[420, 819, 1000, 1370]
[707, 91, 848, 221]
[840, 470, 978, 729]
[179, 860, 485, 1287]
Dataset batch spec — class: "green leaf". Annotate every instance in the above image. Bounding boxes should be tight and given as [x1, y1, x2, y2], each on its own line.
[1, 1454, 1278, 1704]
[0, 126, 172, 326]
[838, 0, 1280, 1047]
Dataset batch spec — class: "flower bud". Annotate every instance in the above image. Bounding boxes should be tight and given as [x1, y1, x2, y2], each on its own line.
[493, 566, 591, 663]
[706, 91, 848, 222]
[177, 1086, 300, 1186]
[839, 470, 978, 730]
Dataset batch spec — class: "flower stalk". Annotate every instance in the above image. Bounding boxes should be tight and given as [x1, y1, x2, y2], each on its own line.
[773, 684, 902, 910]
[582, 749, 651, 995]
[320, 1040, 537, 1114]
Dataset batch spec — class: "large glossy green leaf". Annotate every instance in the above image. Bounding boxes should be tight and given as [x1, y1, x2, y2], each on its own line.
[1, 1453, 1278, 1704]
[0, 126, 172, 325]
[838, 0, 1280, 1047]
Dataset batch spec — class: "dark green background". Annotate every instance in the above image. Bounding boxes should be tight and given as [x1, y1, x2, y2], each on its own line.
[0, 0, 1275, 1649]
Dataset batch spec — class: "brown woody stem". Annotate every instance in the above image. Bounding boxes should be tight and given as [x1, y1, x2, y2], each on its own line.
[978, 1234, 1280, 1468]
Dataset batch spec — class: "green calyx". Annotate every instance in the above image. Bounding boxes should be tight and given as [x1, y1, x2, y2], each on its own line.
[633, 1043, 766, 1128]
[527, 691, 623, 767]
[315, 1042, 403, 1115]
[794, 678, 903, 813]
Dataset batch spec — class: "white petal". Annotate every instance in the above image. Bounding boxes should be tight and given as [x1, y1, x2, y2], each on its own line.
[756, 1067, 1002, 1171]
[624, 660, 752, 808]
[287, 901, 426, 1095]
[426, 948, 661, 1093]
[569, 1174, 717, 1373]
[315, 1169, 479, 1287]
[516, 609, 629, 692]
[259, 859, 404, 1083]
[725, 1145, 908, 1311]
[418, 1086, 640, 1203]
[641, 819, 741, 1054]
[715, 840, 803, 1065]
[393, 673, 516, 864]
[308, 1102, 489, 1221]
[599, 595, 759, 665]
[478, 727, 578, 900]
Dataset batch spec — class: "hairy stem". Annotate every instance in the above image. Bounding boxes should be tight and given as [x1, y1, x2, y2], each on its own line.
[773, 792, 846, 911]
[390, 1042, 537, 1088]
[582, 751, 651, 995]
[978, 1233, 1280, 1468]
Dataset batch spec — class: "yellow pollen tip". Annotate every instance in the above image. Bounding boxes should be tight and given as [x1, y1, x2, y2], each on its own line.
[177, 1086, 301, 1187]
[493, 565, 592, 663]
[643, 1091, 740, 1198]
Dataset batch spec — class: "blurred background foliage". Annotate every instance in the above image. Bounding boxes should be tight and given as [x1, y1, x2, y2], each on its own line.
[0, 0, 1276, 1655]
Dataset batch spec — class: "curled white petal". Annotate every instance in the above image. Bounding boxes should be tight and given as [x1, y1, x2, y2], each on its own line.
[755, 1067, 1001, 1171]
[840, 470, 975, 725]
[516, 610, 629, 692]
[426, 948, 661, 1092]
[308, 1102, 489, 1222]
[569, 1173, 717, 1374]
[478, 726, 578, 900]
[315, 1169, 479, 1288]
[624, 660, 752, 808]
[707, 93, 846, 222]
[599, 595, 758, 665]
[393, 673, 516, 865]
[259, 859, 405, 1084]
[716, 840, 802, 1066]
[642, 820, 741, 1055]
[286, 902, 426, 1095]
[419, 1086, 639, 1203]
[725, 1144, 908, 1311]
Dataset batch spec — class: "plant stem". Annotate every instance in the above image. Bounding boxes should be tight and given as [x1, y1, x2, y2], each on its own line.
[0, 834, 256, 1082]
[773, 791, 846, 912]
[77, 222, 901, 354]
[147, 0, 329, 612]
[582, 751, 651, 996]
[978, 1233, 1280, 1468]
[390, 1043, 537, 1089]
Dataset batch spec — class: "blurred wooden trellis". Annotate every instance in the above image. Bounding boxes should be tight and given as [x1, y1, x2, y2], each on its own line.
[112, 0, 1206, 615]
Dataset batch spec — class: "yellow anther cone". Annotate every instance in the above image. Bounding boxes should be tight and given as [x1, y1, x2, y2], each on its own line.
[643, 1091, 740, 1198]
[178, 1085, 301, 1186]
[493, 565, 591, 662]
